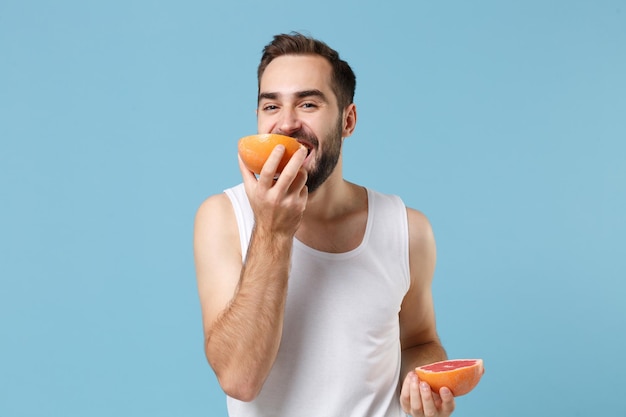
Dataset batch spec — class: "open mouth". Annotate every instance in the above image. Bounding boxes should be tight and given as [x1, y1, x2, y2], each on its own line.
[297, 140, 313, 157]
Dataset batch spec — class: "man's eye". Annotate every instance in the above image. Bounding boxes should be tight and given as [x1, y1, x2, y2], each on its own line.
[302, 102, 317, 109]
[262, 105, 278, 111]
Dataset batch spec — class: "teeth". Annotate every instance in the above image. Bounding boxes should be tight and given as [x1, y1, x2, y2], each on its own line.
[299, 142, 312, 157]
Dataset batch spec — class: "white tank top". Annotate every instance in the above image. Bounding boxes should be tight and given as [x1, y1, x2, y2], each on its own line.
[224, 183, 410, 417]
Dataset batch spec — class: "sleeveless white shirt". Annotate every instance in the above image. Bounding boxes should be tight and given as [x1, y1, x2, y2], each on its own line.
[224, 183, 410, 417]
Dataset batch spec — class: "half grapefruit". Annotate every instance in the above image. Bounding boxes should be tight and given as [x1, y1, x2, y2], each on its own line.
[415, 359, 484, 397]
[238, 134, 304, 175]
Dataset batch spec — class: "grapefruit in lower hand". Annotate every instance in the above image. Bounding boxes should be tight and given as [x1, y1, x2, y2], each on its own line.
[415, 359, 484, 397]
[238, 134, 304, 175]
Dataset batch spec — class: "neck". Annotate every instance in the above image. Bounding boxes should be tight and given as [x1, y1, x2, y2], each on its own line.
[302, 159, 350, 219]
[302, 174, 366, 224]
[296, 163, 368, 253]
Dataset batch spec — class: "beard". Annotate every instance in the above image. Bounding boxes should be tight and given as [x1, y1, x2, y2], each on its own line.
[291, 117, 343, 193]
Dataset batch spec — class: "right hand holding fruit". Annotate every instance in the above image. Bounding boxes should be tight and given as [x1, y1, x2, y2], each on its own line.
[239, 138, 308, 238]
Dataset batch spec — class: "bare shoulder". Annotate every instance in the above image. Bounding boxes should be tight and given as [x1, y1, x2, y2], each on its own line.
[404, 207, 437, 294]
[399, 207, 439, 347]
[406, 207, 436, 258]
[194, 192, 241, 267]
[195, 192, 235, 228]
[194, 193, 243, 332]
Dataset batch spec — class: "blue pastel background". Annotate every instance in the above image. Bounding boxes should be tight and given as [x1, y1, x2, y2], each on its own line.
[1, 1, 625, 416]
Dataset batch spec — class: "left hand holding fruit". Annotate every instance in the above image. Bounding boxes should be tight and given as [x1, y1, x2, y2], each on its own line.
[400, 371, 455, 417]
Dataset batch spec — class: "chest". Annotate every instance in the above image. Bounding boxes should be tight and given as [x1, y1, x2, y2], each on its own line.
[295, 209, 368, 253]
[286, 245, 408, 346]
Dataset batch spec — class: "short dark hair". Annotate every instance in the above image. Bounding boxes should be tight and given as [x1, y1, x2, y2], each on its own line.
[257, 32, 356, 110]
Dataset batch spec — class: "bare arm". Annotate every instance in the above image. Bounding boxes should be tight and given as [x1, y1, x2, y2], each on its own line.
[194, 146, 308, 401]
[399, 208, 455, 416]
[399, 208, 446, 373]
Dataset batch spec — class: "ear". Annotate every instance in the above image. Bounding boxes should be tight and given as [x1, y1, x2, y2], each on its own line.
[341, 103, 357, 138]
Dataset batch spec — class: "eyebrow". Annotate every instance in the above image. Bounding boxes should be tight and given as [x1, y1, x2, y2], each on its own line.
[258, 89, 328, 103]
[296, 89, 328, 101]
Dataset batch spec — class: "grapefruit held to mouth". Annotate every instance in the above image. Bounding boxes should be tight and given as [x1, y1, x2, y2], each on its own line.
[415, 359, 484, 397]
[238, 133, 304, 175]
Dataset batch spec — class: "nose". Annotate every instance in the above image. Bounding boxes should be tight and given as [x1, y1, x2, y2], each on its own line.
[275, 107, 302, 136]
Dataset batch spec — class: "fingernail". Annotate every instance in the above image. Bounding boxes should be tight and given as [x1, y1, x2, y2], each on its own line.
[420, 382, 430, 391]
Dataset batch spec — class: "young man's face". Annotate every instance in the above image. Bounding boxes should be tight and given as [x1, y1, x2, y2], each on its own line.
[257, 54, 345, 192]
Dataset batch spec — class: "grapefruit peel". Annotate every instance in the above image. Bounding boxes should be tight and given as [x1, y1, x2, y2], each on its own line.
[238, 134, 304, 175]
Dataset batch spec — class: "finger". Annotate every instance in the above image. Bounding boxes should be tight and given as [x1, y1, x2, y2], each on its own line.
[409, 374, 424, 416]
[238, 154, 256, 179]
[276, 147, 307, 189]
[419, 381, 437, 416]
[239, 155, 259, 196]
[258, 145, 286, 188]
[439, 387, 456, 415]
[299, 180, 308, 199]
[288, 167, 308, 195]
[399, 372, 413, 413]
